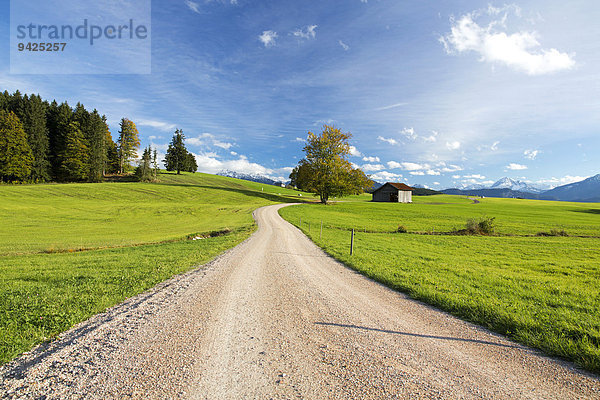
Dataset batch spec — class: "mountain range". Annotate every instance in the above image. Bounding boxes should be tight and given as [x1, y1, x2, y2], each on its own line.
[443, 175, 600, 202]
[217, 170, 284, 186]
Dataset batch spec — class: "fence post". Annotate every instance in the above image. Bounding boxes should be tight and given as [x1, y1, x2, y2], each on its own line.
[350, 229, 354, 255]
[320, 220, 323, 239]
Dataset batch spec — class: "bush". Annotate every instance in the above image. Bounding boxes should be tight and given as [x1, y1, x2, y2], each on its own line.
[397, 225, 407, 233]
[466, 216, 496, 235]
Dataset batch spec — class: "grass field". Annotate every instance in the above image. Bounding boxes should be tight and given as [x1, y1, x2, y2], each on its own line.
[0, 172, 309, 364]
[279, 196, 600, 373]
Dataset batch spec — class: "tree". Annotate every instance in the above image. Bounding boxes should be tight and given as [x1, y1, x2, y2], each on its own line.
[21, 94, 50, 181]
[291, 125, 373, 203]
[135, 146, 154, 182]
[85, 111, 108, 182]
[152, 148, 159, 179]
[105, 128, 120, 175]
[163, 129, 188, 174]
[0, 110, 34, 182]
[47, 101, 73, 180]
[184, 152, 198, 172]
[58, 121, 89, 181]
[117, 118, 140, 173]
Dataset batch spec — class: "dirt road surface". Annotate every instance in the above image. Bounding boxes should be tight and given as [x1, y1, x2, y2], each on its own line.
[1, 204, 598, 399]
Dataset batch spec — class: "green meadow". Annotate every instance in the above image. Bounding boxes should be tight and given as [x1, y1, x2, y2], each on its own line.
[0, 172, 308, 364]
[279, 195, 600, 373]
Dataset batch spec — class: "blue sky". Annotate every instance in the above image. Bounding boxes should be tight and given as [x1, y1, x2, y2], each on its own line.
[2, 0, 599, 189]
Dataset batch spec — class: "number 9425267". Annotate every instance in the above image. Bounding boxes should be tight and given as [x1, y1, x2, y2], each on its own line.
[18, 43, 67, 52]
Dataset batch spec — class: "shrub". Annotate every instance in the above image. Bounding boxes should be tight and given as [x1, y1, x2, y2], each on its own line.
[397, 225, 407, 233]
[537, 229, 568, 237]
[466, 216, 496, 235]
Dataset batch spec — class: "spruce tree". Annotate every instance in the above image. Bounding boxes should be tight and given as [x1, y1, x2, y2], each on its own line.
[135, 146, 153, 182]
[21, 94, 50, 181]
[47, 101, 73, 180]
[184, 152, 198, 172]
[163, 129, 187, 174]
[117, 118, 140, 173]
[0, 110, 34, 182]
[86, 111, 107, 182]
[152, 148, 159, 179]
[58, 121, 89, 181]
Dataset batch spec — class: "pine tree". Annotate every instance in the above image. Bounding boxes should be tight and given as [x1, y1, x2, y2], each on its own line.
[117, 118, 140, 173]
[184, 152, 198, 172]
[47, 101, 73, 180]
[0, 90, 10, 110]
[0, 110, 34, 182]
[58, 121, 89, 181]
[152, 148, 159, 179]
[163, 129, 188, 174]
[21, 94, 50, 181]
[85, 111, 107, 182]
[135, 146, 153, 182]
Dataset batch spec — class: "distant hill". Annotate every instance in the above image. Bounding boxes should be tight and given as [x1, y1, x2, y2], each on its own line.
[443, 174, 600, 202]
[442, 188, 539, 199]
[540, 174, 600, 202]
[218, 170, 284, 186]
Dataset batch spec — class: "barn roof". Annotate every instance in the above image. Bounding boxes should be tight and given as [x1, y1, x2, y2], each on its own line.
[373, 182, 415, 192]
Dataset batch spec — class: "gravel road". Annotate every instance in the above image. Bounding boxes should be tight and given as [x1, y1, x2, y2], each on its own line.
[1, 203, 598, 399]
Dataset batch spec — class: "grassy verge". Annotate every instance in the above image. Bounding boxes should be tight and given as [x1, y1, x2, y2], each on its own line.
[0, 172, 310, 365]
[279, 201, 600, 373]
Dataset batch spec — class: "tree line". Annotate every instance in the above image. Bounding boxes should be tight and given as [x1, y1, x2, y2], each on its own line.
[0, 90, 198, 183]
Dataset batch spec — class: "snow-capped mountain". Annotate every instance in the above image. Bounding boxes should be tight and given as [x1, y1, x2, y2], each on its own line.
[490, 177, 543, 193]
[217, 170, 284, 186]
[541, 174, 600, 202]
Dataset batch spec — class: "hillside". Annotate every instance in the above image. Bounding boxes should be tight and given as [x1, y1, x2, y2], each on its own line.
[0, 172, 310, 365]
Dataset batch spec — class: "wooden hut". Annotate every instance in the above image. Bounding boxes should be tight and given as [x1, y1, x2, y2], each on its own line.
[371, 182, 414, 203]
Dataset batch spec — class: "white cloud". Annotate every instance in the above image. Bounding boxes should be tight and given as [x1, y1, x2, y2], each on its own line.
[137, 119, 177, 132]
[361, 163, 385, 172]
[535, 175, 588, 189]
[441, 8, 575, 75]
[506, 163, 528, 170]
[524, 149, 540, 160]
[293, 25, 318, 40]
[374, 102, 407, 111]
[410, 171, 425, 176]
[452, 175, 461, 179]
[259, 30, 278, 47]
[295, 137, 306, 143]
[400, 127, 417, 140]
[491, 141, 500, 151]
[433, 182, 440, 186]
[185, 0, 201, 13]
[446, 141, 461, 150]
[440, 164, 463, 172]
[463, 174, 486, 179]
[423, 131, 438, 143]
[387, 161, 428, 171]
[362, 156, 380, 162]
[338, 40, 350, 51]
[193, 152, 286, 181]
[349, 146, 362, 157]
[213, 140, 234, 150]
[377, 136, 398, 145]
[426, 169, 441, 176]
[371, 171, 403, 182]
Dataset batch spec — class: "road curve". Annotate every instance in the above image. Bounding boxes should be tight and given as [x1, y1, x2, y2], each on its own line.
[1, 204, 598, 399]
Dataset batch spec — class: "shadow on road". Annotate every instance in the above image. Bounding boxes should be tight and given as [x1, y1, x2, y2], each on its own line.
[314, 322, 525, 349]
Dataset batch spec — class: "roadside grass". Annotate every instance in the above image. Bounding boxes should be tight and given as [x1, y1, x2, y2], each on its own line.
[279, 200, 600, 373]
[0, 172, 310, 365]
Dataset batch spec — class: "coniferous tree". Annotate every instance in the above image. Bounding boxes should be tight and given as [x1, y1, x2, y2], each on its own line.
[152, 148, 159, 179]
[117, 118, 140, 173]
[184, 152, 198, 173]
[47, 101, 73, 179]
[58, 121, 89, 181]
[135, 146, 153, 182]
[0, 90, 10, 110]
[85, 111, 107, 182]
[0, 110, 34, 182]
[21, 94, 50, 181]
[163, 129, 188, 174]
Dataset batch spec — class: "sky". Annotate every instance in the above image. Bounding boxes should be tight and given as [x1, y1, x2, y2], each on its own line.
[1, 0, 599, 189]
